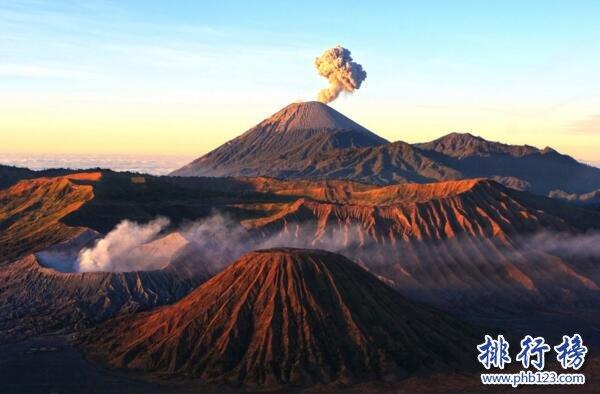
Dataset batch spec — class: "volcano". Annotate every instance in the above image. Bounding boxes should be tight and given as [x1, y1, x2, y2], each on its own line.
[171, 101, 388, 177]
[80, 248, 479, 386]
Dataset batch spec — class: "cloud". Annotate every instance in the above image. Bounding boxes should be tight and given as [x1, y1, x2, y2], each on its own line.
[570, 114, 600, 134]
[0, 63, 98, 79]
[0, 153, 193, 175]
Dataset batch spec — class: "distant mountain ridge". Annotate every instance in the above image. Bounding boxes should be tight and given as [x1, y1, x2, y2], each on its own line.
[172, 102, 600, 197]
[0, 164, 72, 190]
[415, 132, 547, 158]
[413, 132, 600, 195]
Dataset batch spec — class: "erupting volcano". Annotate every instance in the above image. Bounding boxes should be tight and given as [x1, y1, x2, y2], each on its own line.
[172, 102, 600, 197]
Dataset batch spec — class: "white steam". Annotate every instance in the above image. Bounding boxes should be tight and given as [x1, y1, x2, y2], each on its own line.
[71, 212, 600, 281]
[71, 213, 358, 273]
[76, 217, 170, 272]
[520, 231, 600, 258]
[315, 45, 367, 103]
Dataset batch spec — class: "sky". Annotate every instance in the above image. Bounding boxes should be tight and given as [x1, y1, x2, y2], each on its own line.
[2, 0, 600, 163]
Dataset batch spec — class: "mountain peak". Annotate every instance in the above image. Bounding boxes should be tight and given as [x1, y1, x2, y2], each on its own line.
[256, 100, 379, 136]
[416, 132, 542, 158]
[440, 131, 485, 142]
[429, 132, 493, 147]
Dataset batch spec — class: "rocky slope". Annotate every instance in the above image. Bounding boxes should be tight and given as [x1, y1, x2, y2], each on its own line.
[79, 249, 480, 386]
[241, 179, 600, 327]
[172, 101, 388, 177]
[414, 132, 543, 158]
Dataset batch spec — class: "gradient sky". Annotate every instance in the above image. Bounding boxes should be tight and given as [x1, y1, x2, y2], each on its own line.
[2, 1, 600, 161]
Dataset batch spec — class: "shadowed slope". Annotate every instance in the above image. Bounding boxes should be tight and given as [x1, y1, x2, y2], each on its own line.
[80, 249, 479, 386]
[285, 140, 462, 185]
[0, 164, 74, 190]
[415, 132, 542, 158]
[416, 132, 600, 195]
[0, 252, 214, 344]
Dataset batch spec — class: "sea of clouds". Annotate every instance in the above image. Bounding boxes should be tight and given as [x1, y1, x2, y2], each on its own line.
[0, 153, 195, 175]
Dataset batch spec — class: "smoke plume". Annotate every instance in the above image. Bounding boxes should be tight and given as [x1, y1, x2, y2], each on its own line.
[71, 212, 600, 285]
[76, 217, 170, 272]
[315, 45, 366, 103]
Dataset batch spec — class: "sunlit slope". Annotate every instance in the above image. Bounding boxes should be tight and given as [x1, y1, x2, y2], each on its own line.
[80, 249, 480, 386]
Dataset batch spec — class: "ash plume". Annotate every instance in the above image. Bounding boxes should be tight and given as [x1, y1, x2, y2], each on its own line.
[76, 217, 170, 272]
[315, 45, 367, 103]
